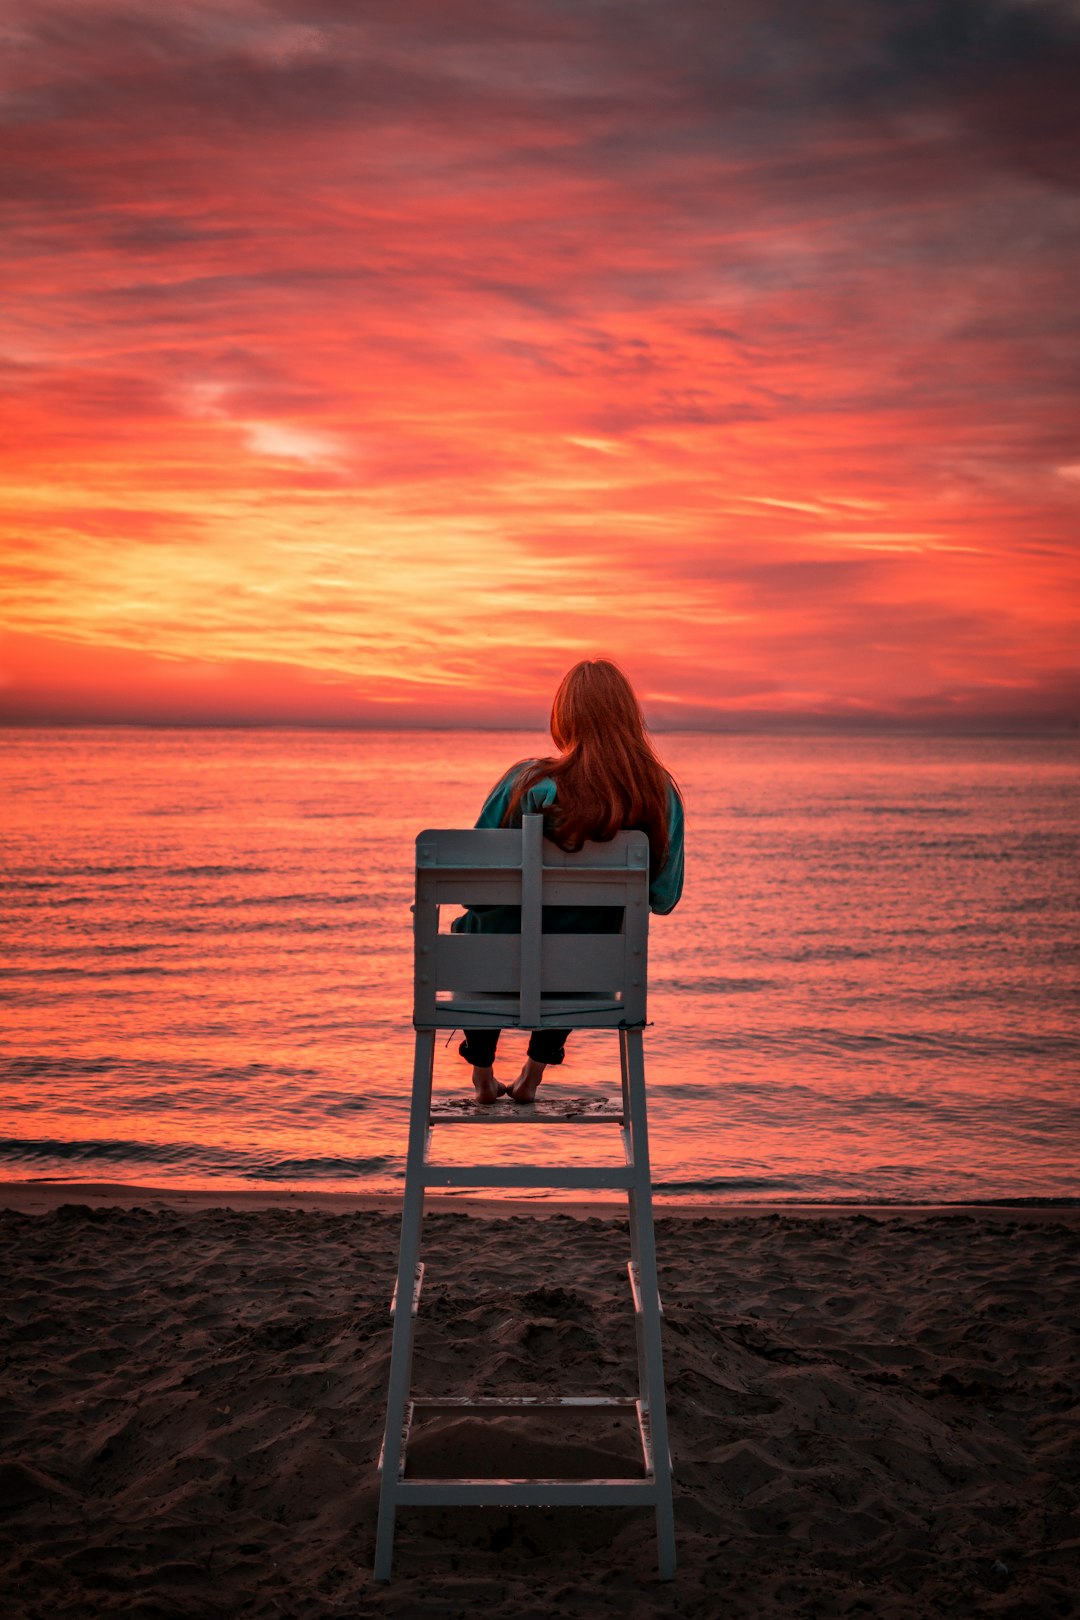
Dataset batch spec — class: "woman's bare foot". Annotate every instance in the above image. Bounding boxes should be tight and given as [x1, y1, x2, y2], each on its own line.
[471, 1066, 504, 1105]
[506, 1057, 546, 1105]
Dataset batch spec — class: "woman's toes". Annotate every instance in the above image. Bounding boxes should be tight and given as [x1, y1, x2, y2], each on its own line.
[471, 1069, 503, 1104]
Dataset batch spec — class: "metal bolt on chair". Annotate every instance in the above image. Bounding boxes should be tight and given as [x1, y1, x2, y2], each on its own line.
[374, 814, 675, 1580]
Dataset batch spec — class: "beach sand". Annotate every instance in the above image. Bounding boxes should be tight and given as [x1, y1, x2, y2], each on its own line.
[1, 1187, 1076, 1619]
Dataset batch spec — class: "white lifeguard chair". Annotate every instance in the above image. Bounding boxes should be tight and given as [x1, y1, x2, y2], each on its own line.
[374, 814, 675, 1580]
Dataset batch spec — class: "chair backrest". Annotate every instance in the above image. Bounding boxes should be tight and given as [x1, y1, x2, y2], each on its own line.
[413, 814, 650, 1030]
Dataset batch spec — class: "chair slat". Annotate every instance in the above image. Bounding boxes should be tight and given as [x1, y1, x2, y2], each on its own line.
[417, 829, 521, 867]
[433, 934, 626, 996]
[431, 876, 634, 907]
[540, 935, 623, 988]
[431, 878, 524, 907]
[434, 935, 521, 992]
[418, 827, 646, 870]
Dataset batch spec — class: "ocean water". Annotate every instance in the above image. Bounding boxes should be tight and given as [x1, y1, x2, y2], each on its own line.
[1, 728, 1077, 1203]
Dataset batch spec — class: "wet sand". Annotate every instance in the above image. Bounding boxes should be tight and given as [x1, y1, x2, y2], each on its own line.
[1, 1187, 1077, 1618]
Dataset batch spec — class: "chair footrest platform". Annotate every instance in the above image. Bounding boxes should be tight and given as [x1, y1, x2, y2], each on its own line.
[430, 1096, 625, 1125]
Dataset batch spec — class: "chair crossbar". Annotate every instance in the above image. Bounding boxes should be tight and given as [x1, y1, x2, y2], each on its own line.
[420, 862, 646, 875]
[421, 1163, 635, 1190]
[425, 1003, 627, 1027]
[409, 1395, 639, 1412]
[394, 1481, 658, 1507]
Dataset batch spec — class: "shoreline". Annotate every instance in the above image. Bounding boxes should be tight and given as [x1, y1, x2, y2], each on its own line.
[2, 1177, 1077, 1221]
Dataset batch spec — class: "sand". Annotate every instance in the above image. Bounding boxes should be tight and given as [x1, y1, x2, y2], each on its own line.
[1, 1187, 1077, 1619]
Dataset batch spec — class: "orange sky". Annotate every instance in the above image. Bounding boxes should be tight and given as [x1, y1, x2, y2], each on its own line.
[2, 0, 1078, 729]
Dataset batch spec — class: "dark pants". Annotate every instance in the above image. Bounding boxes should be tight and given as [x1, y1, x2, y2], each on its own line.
[459, 1028, 571, 1068]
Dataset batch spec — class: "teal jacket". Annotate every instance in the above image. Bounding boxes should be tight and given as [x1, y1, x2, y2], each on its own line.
[452, 763, 684, 936]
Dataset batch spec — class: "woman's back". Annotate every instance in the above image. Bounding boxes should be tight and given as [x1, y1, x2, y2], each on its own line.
[454, 658, 684, 1103]
[454, 660, 684, 938]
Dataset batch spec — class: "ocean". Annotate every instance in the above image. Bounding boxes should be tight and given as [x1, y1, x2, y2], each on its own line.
[1, 727, 1077, 1202]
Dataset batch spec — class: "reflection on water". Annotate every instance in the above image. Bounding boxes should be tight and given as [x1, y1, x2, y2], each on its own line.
[1, 728, 1078, 1201]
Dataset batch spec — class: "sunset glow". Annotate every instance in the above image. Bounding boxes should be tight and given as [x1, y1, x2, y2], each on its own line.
[2, 0, 1078, 728]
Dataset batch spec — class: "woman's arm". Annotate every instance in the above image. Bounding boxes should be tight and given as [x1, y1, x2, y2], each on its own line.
[474, 766, 517, 829]
[649, 782, 684, 914]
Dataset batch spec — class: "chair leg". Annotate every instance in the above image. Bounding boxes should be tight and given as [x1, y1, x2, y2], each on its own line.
[624, 1028, 676, 1581]
[620, 1030, 646, 1401]
[374, 1027, 434, 1582]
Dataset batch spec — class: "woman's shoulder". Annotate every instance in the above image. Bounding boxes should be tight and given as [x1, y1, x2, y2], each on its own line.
[521, 774, 558, 810]
[477, 759, 554, 828]
[503, 758, 559, 794]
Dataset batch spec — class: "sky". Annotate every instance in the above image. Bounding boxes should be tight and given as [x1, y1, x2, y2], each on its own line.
[1, 0, 1078, 730]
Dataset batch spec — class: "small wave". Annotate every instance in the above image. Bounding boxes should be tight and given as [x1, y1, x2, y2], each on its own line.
[171, 864, 268, 877]
[0, 1055, 326, 1083]
[224, 893, 364, 908]
[141, 805, 212, 817]
[658, 1176, 799, 1192]
[0, 879, 69, 892]
[860, 805, 969, 818]
[315, 1096, 372, 1117]
[244, 1154, 390, 1179]
[0, 1135, 389, 1180]
[0, 1135, 206, 1167]
[1, 964, 172, 980]
[655, 1163, 958, 1196]
[788, 945, 874, 962]
[704, 1026, 1080, 1059]
[298, 810, 373, 820]
[653, 976, 776, 994]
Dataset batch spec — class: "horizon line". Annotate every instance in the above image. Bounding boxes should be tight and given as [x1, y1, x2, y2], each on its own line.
[2, 718, 1078, 739]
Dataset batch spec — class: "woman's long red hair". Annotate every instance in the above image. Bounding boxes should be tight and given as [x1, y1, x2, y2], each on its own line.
[505, 659, 678, 870]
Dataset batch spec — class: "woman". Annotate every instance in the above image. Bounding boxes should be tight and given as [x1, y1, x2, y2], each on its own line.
[454, 658, 684, 1105]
